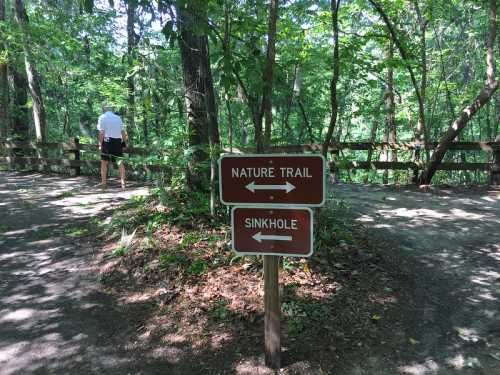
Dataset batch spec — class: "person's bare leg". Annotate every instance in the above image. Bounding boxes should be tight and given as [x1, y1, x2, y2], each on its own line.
[100, 160, 109, 186]
[119, 162, 126, 189]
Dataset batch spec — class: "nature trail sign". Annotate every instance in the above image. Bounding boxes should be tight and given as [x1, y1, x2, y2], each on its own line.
[218, 153, 326, 370]
[219, 154, 325, 206]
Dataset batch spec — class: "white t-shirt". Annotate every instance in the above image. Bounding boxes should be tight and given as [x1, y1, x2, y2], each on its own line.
[97, 111, 124, 139]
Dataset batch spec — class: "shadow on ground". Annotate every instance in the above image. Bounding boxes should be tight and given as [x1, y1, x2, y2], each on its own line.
[3, 172, 500, 374]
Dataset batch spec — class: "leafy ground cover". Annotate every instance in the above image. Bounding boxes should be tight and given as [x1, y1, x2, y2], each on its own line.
[90, 190, 411, 373]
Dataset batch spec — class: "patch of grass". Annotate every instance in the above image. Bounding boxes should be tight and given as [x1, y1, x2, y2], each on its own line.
[88, 217, 103, 228]
[315, 202, 357, 252]
[283, 258, 301, 271]
[55, 191, 75, 199]
[282, 299, 331, 334]
[211, 299, 230, 321]
[180, 232, 202, 249]
[65, 226, 90, 238]
[34, 228, 53, 240]
[159, 252, 189, 269]
[188, 259, 208, 275]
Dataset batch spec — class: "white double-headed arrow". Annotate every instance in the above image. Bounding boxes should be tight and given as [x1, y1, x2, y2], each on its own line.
[245, 181, 296, 193]
[252, 232, 292, 243]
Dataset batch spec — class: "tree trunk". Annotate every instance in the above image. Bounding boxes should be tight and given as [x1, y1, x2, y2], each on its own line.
[127, 0, 136, 143]
[14, 0, 47, 143]
[386, 37, 397, 182]
[143, 100, 149, 146]
[10, 69, 29, 142]
[257, 0, 279, 152]
[201, 35, 220, 146]
[0, 0, 7, 139]
[322, 0, 342, 158]
[177, 0, 211, 191]
[226, 99, 234, 152]
[381, 126, 389, 184]
[297, 98, 314, 144]
[413, 1, 428, 164]
[283, 64, 299, 141]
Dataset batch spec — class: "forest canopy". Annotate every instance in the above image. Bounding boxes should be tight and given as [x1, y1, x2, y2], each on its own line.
[0, 0, 498, 187]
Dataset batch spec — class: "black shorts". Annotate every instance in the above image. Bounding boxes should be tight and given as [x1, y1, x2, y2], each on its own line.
[101, 138, 123, 162]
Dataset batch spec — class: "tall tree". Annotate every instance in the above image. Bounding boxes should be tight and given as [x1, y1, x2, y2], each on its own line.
[10, 69, 29, 142]
[256, 0, 279, 152]
[419, 0, 498, 184]
[14, 0, 47, 142]
[175, 0, 218, 191]
[385, 37, 397, 183]
[368, 0, 427, 179]
[322, 0, 342, 158]
[0, 0, 7, 139]
[126, 0, 136, 142]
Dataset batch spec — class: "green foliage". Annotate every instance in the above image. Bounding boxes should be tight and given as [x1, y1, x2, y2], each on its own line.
[211, 299, 230, 321]
[2, 0, 496, 187]
[282, 299, 331, 334]
[159, 252, 188, 269]
[55, 190, 75, 199]
[188, 259, 208, 275]
[65, 226, 90, 237]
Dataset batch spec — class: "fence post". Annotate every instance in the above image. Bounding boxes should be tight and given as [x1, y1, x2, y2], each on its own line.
[329, 150, 340, 183]
[70, 137, 81, 176]
[491, 135, 500, 186]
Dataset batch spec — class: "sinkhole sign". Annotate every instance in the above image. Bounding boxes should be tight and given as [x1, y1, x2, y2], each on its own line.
[231, 206, 313, 257]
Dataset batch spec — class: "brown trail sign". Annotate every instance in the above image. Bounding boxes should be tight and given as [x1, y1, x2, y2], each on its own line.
[231, 207, 313, 257]
[218, 153, 325, 370]
[219, 154, 325, 206]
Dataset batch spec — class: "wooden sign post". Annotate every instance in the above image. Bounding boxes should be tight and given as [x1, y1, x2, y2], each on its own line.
[219, 154, 325, 369]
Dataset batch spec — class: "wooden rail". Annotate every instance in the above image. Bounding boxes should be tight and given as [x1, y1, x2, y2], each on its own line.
[0, 138, 169, 176]
[1, 139, 499, 183]
[267, 142, 500, 153]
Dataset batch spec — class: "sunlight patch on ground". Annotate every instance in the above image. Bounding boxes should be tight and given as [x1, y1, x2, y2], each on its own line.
[356, 214, 375, 223]
[0, 308, 61, 325]
[455, 327, 481, 343]
[235, 357, 273, 375]
[398, 359, 439, 375]
[147, 346, 184, 363]
[446, 354, 483, 369]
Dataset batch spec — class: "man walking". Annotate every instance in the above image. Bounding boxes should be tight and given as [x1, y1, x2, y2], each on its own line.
[97, 104, 128, 188]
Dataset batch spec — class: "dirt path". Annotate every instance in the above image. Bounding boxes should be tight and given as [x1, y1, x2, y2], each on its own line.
[332, 183, 500, 374]
[0, 172, 159, 375]
[3, 171, 500, 375]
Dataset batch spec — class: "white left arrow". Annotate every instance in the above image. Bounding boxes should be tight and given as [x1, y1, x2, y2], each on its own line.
[245, 181, 296, 193]
[252, 232, 293, 243]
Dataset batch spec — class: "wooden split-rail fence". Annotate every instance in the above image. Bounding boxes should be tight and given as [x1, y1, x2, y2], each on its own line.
[0, 138, 499, 183]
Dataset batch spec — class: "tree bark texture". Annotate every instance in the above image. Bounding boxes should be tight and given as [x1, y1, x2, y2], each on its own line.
[386, 37, 397, 181]
[257, 0, 278, 152]
[14, 0, 47, 143]
[127, 0, 136, 142]
[201, 35, 220, 146]
[413, 0, 429, 163]
[10, 69, 29, 142]
[322, 0, 341, 158]
[0, 0, 7, 139]
[177, 0, 213, 191]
